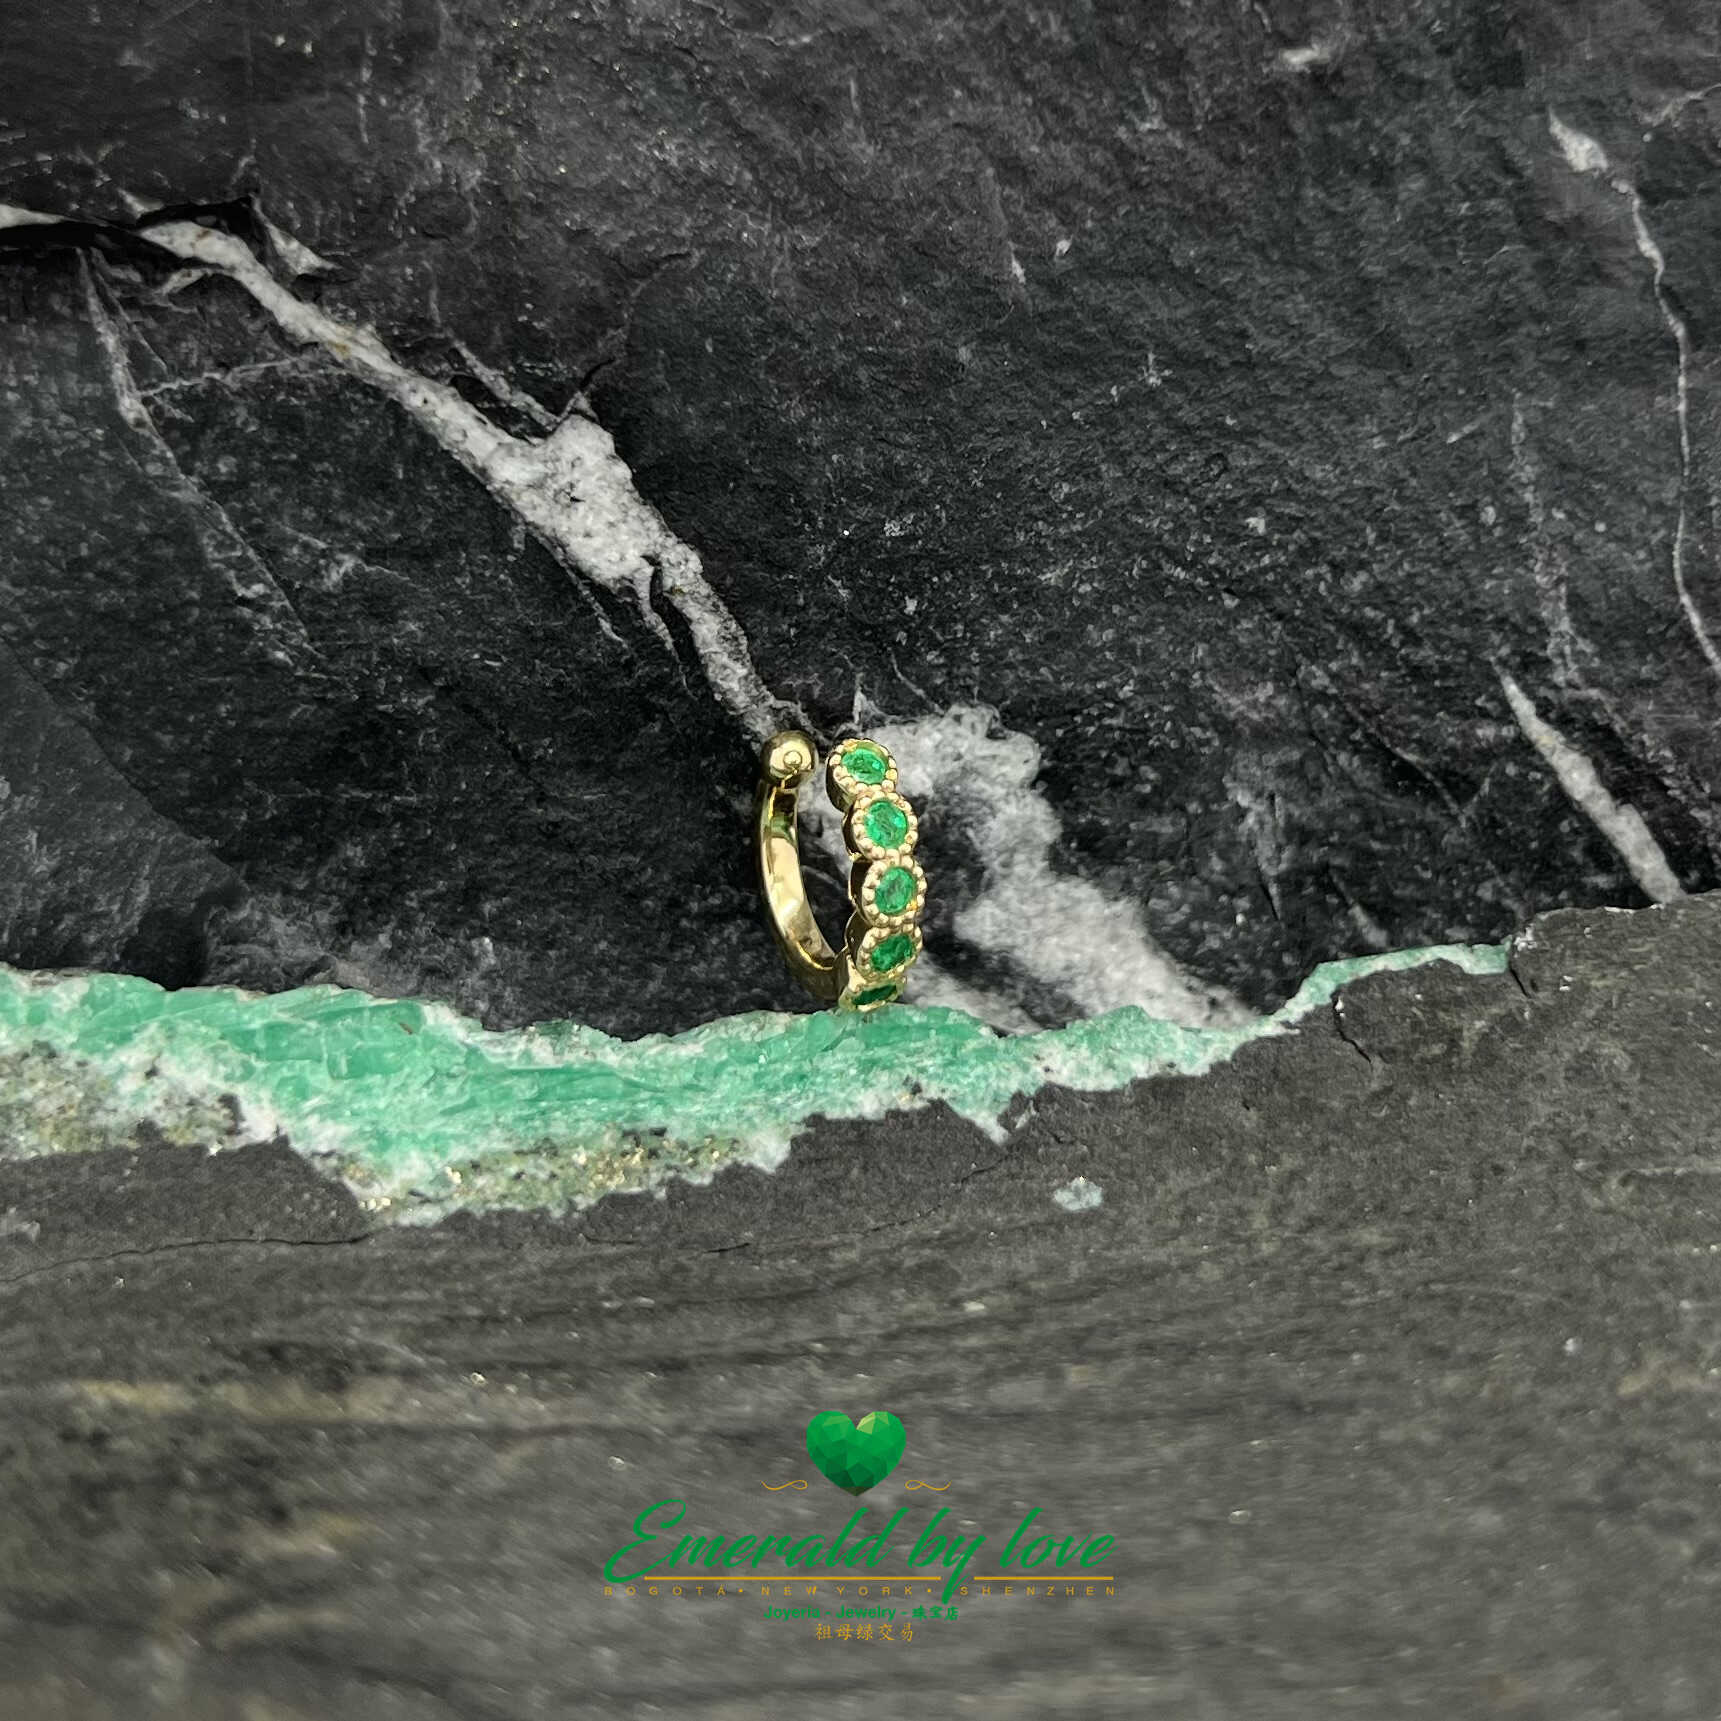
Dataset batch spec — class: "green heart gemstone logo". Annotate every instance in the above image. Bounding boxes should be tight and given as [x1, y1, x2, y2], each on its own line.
[805, 1410, 907, 1495]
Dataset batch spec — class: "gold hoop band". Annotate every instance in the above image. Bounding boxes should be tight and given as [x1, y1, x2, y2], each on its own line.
[754, 730, 926, 1011]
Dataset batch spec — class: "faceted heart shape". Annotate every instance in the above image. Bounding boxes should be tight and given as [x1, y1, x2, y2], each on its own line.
[805, 1410, 907, 1495]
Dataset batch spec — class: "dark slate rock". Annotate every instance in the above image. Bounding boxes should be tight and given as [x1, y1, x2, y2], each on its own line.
[0, 637, 245, 986]
[2, 5, 1719, 1036]
[0, 894, 1718, 1716]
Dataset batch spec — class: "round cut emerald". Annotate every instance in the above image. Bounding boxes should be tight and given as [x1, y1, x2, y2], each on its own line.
[874, 865, 916, 916]
[844, 743, 889, 785]
[852, 983, 899, 1006]
[863, 797, 909, 849]
[870, 932, 916, 973]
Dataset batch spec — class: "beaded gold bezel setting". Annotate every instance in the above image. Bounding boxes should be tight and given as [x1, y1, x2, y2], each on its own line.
[826, 739, 924, 1009]
[755, 731, 927, 1013]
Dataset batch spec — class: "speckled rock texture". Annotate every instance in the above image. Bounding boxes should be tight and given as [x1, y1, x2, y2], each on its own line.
[4, 2, 1720, 1038]
[0, 894, 1718, 1718]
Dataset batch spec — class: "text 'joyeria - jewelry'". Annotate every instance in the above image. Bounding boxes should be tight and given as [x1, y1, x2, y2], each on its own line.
[754, 730, 927, 1011]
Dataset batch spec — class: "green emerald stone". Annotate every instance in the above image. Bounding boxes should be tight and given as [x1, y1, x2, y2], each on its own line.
[851, 983, 899, 1007]
[870, 932, 916, 974]
[844, 743, 889, 785]
[874, 865, 917, 916]
[863, 798, 909, 849]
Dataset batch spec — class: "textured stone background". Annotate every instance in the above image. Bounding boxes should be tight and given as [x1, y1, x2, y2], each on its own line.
[6, 11, 1721, 1713]
[4, 1, 1720, 1038]
[1, 895, 1719, 1718]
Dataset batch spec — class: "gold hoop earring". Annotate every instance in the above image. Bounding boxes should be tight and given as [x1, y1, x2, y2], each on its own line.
[754, 731, 926, 1011]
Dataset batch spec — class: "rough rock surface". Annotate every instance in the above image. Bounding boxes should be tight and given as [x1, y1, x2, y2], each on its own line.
[0, 894, 1718, 1717]
[4, 3, 1721, 1037]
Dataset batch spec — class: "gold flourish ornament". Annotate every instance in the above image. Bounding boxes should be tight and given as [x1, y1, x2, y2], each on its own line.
[754, 731, 927, 1011]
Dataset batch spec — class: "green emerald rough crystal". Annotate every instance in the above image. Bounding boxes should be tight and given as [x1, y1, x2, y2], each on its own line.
[863, 797, 909, 849]
[844, 743, 889, 785]
[0, 940, 1510, 1222]
[874, 865, 916, 916]
[870, 932, 916, 973]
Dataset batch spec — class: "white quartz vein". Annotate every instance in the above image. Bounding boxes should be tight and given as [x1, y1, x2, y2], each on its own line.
[136, 356, 319, 398]
[856, 703, 1252, 1028]
[0, 203, 63, 229]
[1548, 111, 1721, 685]
[1642, 84, 1721, 127]
[1498, 670, 1685, 902]
[1509, 396, 1720, 858]
[136, 219, 797, 744]
[795, 697, 1251, 1029]
[79, 258, 323, 671]
[259, 213, 338, 281]
[1510, 394, 1583, 688]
